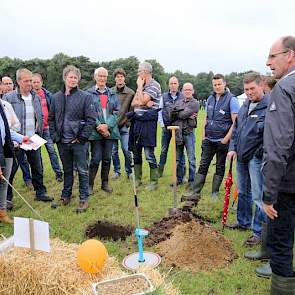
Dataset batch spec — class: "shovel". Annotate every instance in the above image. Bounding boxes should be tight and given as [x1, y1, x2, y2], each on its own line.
[167, 126, 180, 215]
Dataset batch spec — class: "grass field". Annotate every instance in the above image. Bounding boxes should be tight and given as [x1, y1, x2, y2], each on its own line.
[0, 110, 270, 294]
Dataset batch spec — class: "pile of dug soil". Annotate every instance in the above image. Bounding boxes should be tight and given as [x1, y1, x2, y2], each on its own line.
[145, 211, 236, 272]
[86, 220, 133, 241]
[145, 211, 194, 246]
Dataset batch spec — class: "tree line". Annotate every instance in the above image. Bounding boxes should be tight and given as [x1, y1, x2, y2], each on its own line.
[0, 53, 253, 99]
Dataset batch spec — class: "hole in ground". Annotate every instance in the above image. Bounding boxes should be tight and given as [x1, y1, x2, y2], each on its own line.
[86, 220, 133, 241]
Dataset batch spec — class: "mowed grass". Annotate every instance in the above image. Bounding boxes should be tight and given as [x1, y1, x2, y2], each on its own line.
[0, 110, 269, 294]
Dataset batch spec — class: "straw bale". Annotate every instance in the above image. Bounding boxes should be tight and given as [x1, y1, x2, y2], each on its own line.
[0, 238, 179, 295]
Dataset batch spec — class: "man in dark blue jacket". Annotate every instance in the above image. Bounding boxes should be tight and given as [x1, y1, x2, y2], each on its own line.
[226, 73, 268, 249]
[183, 74, 239, 209]
[49, 65, 96, 213]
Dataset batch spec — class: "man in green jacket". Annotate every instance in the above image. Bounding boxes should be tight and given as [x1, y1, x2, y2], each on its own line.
[87, 67, 120, 194]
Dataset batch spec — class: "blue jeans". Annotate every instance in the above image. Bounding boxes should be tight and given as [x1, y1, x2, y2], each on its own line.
[8, 148, 47, 200]
[236, 157, 267, 236]
[0, 158, 13, 210]
[176, 132, 196, 183]
[159, 128, 186, 181]
[57, 142, 89, 201]
[42, 128, 62, 175]
[112, 126, 132, 175]
[133, 144, 157, 169]
[268, 193, 295, 277]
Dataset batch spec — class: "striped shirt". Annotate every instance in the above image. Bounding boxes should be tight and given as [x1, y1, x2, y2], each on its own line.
[22, 94, 35, 136]
[134, 79, 161, 116]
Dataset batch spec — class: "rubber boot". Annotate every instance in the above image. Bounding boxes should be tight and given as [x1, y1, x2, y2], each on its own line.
[89, 165, 98, 195]
[211, 174, 223, 200]
[245, 222, 270, 260]
[134, 164, 142, 187]
[0, 209, 13, 224]
[181, 173, 206, 202]
[271, 273, 295, 295]
[158, 165, 164, 178]
[101, 161, 112, 193]
[255, 262, 272, 278]
[146, 168, 158, 191]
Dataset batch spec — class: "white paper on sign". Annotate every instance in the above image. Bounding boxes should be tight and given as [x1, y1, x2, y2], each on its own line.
[14, 217, 50, 252]
[14, 217, 30, 248]
[34, 219, 50, 252]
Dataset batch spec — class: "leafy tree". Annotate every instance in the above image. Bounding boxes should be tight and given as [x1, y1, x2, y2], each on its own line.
[0, 53, 251, 98]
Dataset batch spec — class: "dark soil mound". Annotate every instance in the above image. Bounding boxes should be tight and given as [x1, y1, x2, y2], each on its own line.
[86, 220, 133, 241]
[145, 211, 236, 272]
[145, 210, 209, 246]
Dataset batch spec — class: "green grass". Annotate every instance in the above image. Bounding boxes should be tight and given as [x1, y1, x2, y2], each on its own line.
[0, 110, 269, 294]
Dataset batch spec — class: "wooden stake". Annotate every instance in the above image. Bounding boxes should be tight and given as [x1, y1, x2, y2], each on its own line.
[29, 218, 35, 252]
[167, 126, 180, 211]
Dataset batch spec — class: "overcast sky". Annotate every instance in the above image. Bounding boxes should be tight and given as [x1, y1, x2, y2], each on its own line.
[0, 0, 294, 75]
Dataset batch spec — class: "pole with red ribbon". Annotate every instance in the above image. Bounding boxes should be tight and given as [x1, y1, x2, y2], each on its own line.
[222, 158, 234, 230]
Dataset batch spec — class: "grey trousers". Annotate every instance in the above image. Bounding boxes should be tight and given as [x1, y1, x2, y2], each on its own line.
[0, 158, 13, 210]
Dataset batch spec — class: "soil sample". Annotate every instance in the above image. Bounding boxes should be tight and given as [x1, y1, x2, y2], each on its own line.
[94, 274, 152, 295]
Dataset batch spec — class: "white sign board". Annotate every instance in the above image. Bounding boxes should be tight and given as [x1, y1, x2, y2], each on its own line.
[14, 217, 50, 252]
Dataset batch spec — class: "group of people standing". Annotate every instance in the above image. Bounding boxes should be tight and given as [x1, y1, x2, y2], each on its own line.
[0, 35, 295, 294]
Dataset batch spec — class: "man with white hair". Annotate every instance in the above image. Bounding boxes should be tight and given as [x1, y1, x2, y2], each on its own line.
[87, 67, 120, 194]
[49, 65, 96, 213]
[129, 61, 161, 190]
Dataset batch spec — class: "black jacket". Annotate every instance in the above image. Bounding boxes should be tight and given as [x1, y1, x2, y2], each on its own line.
[262, 67, 295, 204]
[127, 109, 159, 150]
[49, 87, 96, 143]
[0, 102, 14, 167]
[229, 94, 269, 162]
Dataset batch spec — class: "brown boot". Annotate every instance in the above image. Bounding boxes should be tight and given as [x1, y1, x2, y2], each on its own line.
[0, 209, 13, 224]
[76, 201, 89, 213]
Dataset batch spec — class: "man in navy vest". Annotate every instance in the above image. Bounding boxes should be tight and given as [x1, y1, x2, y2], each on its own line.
[182, 74, 239, 210]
